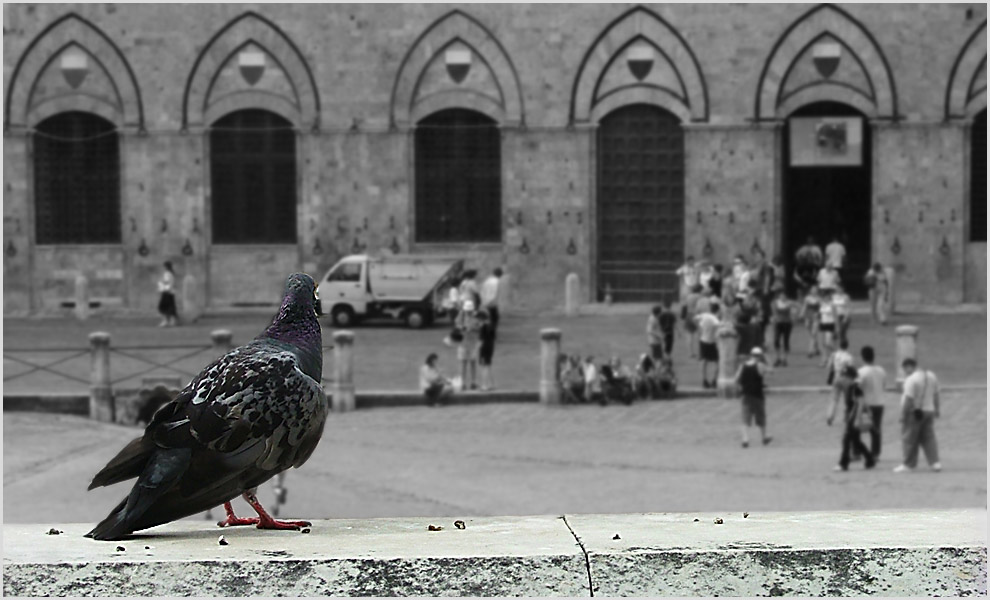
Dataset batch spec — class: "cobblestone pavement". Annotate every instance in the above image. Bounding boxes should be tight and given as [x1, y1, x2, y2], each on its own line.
[4, 390, 984, 526]
[3, 309, 987, 394]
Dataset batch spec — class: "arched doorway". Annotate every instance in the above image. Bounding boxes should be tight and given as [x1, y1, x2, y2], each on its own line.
[783, 101, 872, 298]
[597, 104, 685, 302]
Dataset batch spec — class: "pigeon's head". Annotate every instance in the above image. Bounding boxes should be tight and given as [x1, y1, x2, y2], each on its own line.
[284, 272, 319, 312]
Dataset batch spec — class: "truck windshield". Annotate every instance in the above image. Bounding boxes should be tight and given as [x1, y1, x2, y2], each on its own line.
[327, 262, 362, 282]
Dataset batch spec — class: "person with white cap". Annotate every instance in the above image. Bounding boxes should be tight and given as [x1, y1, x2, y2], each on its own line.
[734, 346, 772, 448]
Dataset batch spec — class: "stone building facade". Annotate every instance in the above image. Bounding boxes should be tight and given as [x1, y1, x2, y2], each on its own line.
[3, 3, 986, 315]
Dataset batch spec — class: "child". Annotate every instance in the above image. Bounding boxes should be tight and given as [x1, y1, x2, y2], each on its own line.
[420, 353, 453, 406]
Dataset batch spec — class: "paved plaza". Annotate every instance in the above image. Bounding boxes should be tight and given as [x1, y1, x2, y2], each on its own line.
[3, 308, 986, 528]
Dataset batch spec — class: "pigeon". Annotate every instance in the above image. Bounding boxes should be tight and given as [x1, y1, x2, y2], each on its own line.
[86, 273, 327, 541]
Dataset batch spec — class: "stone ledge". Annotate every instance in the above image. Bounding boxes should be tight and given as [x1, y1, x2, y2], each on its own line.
[3, 510, 985, 597]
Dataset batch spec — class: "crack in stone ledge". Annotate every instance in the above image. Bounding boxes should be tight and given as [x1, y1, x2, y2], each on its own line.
[561, 515, 594, 597]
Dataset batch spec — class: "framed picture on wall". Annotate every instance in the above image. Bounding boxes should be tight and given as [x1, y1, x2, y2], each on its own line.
[790, 116, 863, 166]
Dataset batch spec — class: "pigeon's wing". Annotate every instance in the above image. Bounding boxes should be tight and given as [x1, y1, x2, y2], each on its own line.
[87, 345, 327, 539]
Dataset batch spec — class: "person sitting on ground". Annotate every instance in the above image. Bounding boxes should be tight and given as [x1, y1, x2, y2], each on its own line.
[656, 357, 678, 398]
[583, 356, 602, 404]
[420, 353, 453, 407]
[633, 353, 658, 400]
[600, 356, 635, 405]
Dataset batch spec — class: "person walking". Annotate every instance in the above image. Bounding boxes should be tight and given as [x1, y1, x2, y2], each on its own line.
[864, 263, 889, 325]
[157, 261, 179, 327]
[480, 267, 503, 335]
[832, 285, 852, 347]
[826, 365, 876, 471]
[817, 291, 837, 364]
[420, 353, 453, 407]
[893, 358, 942, 473]
[857, 346, 888, 459]
[735, 347, 772, 448]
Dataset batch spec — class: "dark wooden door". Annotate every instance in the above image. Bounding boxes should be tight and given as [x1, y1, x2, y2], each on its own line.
[597, 104, 685, 302]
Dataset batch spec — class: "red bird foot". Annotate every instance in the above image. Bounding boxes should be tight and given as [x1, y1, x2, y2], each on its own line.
[216, 498, 311, 530]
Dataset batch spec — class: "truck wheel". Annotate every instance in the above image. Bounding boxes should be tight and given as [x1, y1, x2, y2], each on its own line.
[332, 305, 356, 327]
[405, 309, 427, 329]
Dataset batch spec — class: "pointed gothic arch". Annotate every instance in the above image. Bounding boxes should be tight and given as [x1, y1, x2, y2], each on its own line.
[389, 10, 525, 128]
[754, 4, 898, 121]
[570, 6, 709, 124]
[181, 11, 320, 130]
[4, 13, 144, 130]
[945, 20, 987, 121]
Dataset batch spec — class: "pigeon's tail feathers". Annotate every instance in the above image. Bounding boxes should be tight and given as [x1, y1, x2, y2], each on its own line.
[86, 447, 193, 541]
[88, 436, 156, 490]
[85, 497, 128, 540]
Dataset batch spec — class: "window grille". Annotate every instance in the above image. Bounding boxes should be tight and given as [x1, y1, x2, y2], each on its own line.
[414, 109, 501, 243]
[33, 112, 121, 244]
[210, 110, 297, 244]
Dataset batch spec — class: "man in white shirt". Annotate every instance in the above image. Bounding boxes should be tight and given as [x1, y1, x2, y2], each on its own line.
[825, 236, 846, 269]
[856, 346, 887, 459]
[676, 256, 700, 303]
[893, 358, 941, 473]
[480, 267, 503, 335]
[695, 307, 721, 389]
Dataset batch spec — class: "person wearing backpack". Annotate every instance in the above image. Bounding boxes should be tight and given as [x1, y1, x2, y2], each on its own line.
[735, 347, 772, 448]
[827, 365, 876, 471]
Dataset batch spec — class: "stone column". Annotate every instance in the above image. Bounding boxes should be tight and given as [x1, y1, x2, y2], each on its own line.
[565, 273, 580, 317]
[211, 329, 233, 357]
[89, 332, 114, 422]
[539, 328, 562, 405]
[183, 274, 203, 323]
[716, 324, 739, 398]
[895, 325, 919, 385]
[331, 330, 356, 412]
[75, 274, 90, 321]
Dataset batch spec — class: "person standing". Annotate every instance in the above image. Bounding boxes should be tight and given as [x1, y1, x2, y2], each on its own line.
[646, 305, 665, 361]
[658, 300, 678, 358]
[458, 270, 480, 308]
[681, 284, 703, 359]
[770, 289, 795, 367]
[857, 346, 888, 459]
[455, 299, 481, 390]
[695, 304, 720, 389]
[816, 263, 840, 295]
[800, 285, 823, 358]
[893, 358, 942, 473]
[832, 285, 852, 346]
[826, 365, 876, 471]
[709, 263, 725, 300]
[676, 256, 700, 304]
[825, 235, 847, 270]
[735, 347, 772, 448]
[817, 291, 837, 365]
[157, 261, 179, 327]
[864, 263, 889, 325]
[480, 267, 503, 335]
[477, 310, 496, 391]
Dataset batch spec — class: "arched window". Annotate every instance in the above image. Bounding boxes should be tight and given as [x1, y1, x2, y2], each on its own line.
[972, 110, 987, 242]
[415, 109, 501, 243]
[33, 112, 121, 244]
[210, 109, 297, 244]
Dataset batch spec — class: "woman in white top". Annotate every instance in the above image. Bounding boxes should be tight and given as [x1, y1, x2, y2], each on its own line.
[157, 261, 178, 327]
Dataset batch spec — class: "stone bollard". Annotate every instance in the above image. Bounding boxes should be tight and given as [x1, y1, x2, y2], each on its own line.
[182, 273, 203, 323]
[715, 324, 739, 398]
[75, 274, 90, 321]
[211, 329, 233, 357]
[895, 325, 918, 386]
[539, 328, 562, 405]
[331, 330, 356, 412]
[565, 273, 580, 317]
[89, 332, 114, 422]
[884, 267, 896, 317]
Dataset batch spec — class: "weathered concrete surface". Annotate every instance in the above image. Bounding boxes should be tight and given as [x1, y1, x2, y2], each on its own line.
[4, 510, 985, 597]
[3, 515, 588, 597]
[568, 510, 987, 597]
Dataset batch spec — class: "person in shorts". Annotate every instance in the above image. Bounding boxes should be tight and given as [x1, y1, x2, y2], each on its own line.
[695, 305, 721, 389]
[735, 347, 772, 448]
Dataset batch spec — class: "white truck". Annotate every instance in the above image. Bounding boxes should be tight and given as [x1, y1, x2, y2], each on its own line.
[316, 254, 464, 328]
